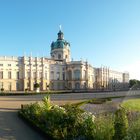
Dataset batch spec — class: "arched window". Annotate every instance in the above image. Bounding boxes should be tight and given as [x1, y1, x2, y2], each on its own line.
[75, 82, 80, 89]
[67, 70, 72, 80]
[74, 69, 81, 80]
[84, 82, 87, 89]
[58, 54, 61, 59]
[68, 83, 72, 89]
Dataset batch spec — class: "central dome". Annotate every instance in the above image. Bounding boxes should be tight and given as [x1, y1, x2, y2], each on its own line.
[51, 30, 70, 50]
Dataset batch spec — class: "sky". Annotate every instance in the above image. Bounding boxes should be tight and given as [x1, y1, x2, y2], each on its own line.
[0, 0, 140, 80]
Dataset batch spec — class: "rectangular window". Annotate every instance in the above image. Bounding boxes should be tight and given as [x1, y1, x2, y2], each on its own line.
[8, 64, 11, 66]
[17, 72, 19, 79]
[16, 82, 19, 90]
[63, 72, 65, 80]
[45, 72, 47, 79]
[57, 72, 60, 80]
[27, 82, 30, 88]
[0, 64, 3, 66]
[33, 72, 36, 78]
[8, 82, 12, 91]
[51, 71, 54, 80]
[0, 71, 3, 79]
[39, 72, 42, 78]
[0, 82, 3, 89]
[27, 72, 30, 78]
[8, 71, 12, 79]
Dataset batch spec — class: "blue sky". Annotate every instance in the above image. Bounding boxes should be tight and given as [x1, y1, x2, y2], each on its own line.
[0, 0, 140, 79]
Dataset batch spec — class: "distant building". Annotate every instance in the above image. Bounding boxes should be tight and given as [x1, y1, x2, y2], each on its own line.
[95, 67, 129, 91]
[0, 29, 129, 91]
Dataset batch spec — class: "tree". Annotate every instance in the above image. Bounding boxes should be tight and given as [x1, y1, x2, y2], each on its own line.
[129, 79, 140, 89]
[129, 79, 137, 88]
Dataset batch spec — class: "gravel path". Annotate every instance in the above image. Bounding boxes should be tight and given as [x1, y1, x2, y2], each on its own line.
[81, 102, 120, 115]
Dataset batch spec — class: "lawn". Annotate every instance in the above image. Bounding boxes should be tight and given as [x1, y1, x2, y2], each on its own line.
[121, 99, 140, 111]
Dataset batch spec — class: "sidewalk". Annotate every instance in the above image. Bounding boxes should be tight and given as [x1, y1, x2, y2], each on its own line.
[0, 109, 45, 140]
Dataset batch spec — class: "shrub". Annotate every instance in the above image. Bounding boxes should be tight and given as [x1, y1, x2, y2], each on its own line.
[123, 117, 140, 140]
[19, 96, 97, 140]
[34, 83, 40, 88]
[113, 107, 128, 140]
[25, 88, 28, 92]
[1, 88, 4, 92]
[89, 115, 114, 140]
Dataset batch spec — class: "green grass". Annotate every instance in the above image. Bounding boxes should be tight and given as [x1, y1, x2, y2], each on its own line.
[122, 99, 140, 111]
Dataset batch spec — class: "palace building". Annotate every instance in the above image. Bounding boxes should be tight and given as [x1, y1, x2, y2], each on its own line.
[0, 29, 129, 91]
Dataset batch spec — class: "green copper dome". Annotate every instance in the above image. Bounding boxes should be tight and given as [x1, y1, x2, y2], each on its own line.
[51, 30, 70, 50]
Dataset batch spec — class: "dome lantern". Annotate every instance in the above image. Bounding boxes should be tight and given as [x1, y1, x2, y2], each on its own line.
[57, 30, 64, 40]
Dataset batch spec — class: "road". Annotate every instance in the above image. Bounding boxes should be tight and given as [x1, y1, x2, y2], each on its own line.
[0, 90, 140, 140]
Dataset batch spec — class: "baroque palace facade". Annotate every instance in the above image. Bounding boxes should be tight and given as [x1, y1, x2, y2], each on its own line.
[0, 29, 129, 91]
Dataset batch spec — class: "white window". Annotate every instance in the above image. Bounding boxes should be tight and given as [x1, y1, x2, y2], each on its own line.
[45, 72, 47, 79]
[51, 71, 54, 80]
[17, 72, 19, 79]
[58, 54, 61, 59]
[27, 72, 30, 78]
[0, 71, 3, 79]
[8, 82, 12, 91]
[8, 71, 12, 79]
[67, 70, 72, 80]
[39, 72, 42, 78]
[27, 82, 30, 88]
[33, 72, 36, 78]
[0, 82, 3, 89]
[63, 72, 65, 80]
[16, 82, 19, 90]
[74, 69, 81, 80]
[57, 72, 60, 80]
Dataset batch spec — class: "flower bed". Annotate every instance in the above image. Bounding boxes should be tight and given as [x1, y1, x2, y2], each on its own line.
[19, 96, 98, 140]
[19, 96, 140, 140]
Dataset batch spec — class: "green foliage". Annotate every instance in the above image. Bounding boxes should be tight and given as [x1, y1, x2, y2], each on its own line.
[1, 88, 4, 91]
[91, 115, 114, 140]
[25, 88, 28, 93]
[89, 98, 111, 104]
[129, 79, 140, 88]
[19, 96, 97, 140]
[20, 96, 140, 140]
[123, 118, 140, 140]
[42, 95, 51, 110]
[71, 98, 112, 108]
[122, 99, 140, 111]
[113, 108, 128, 140]
[34, 83, 40, 88]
